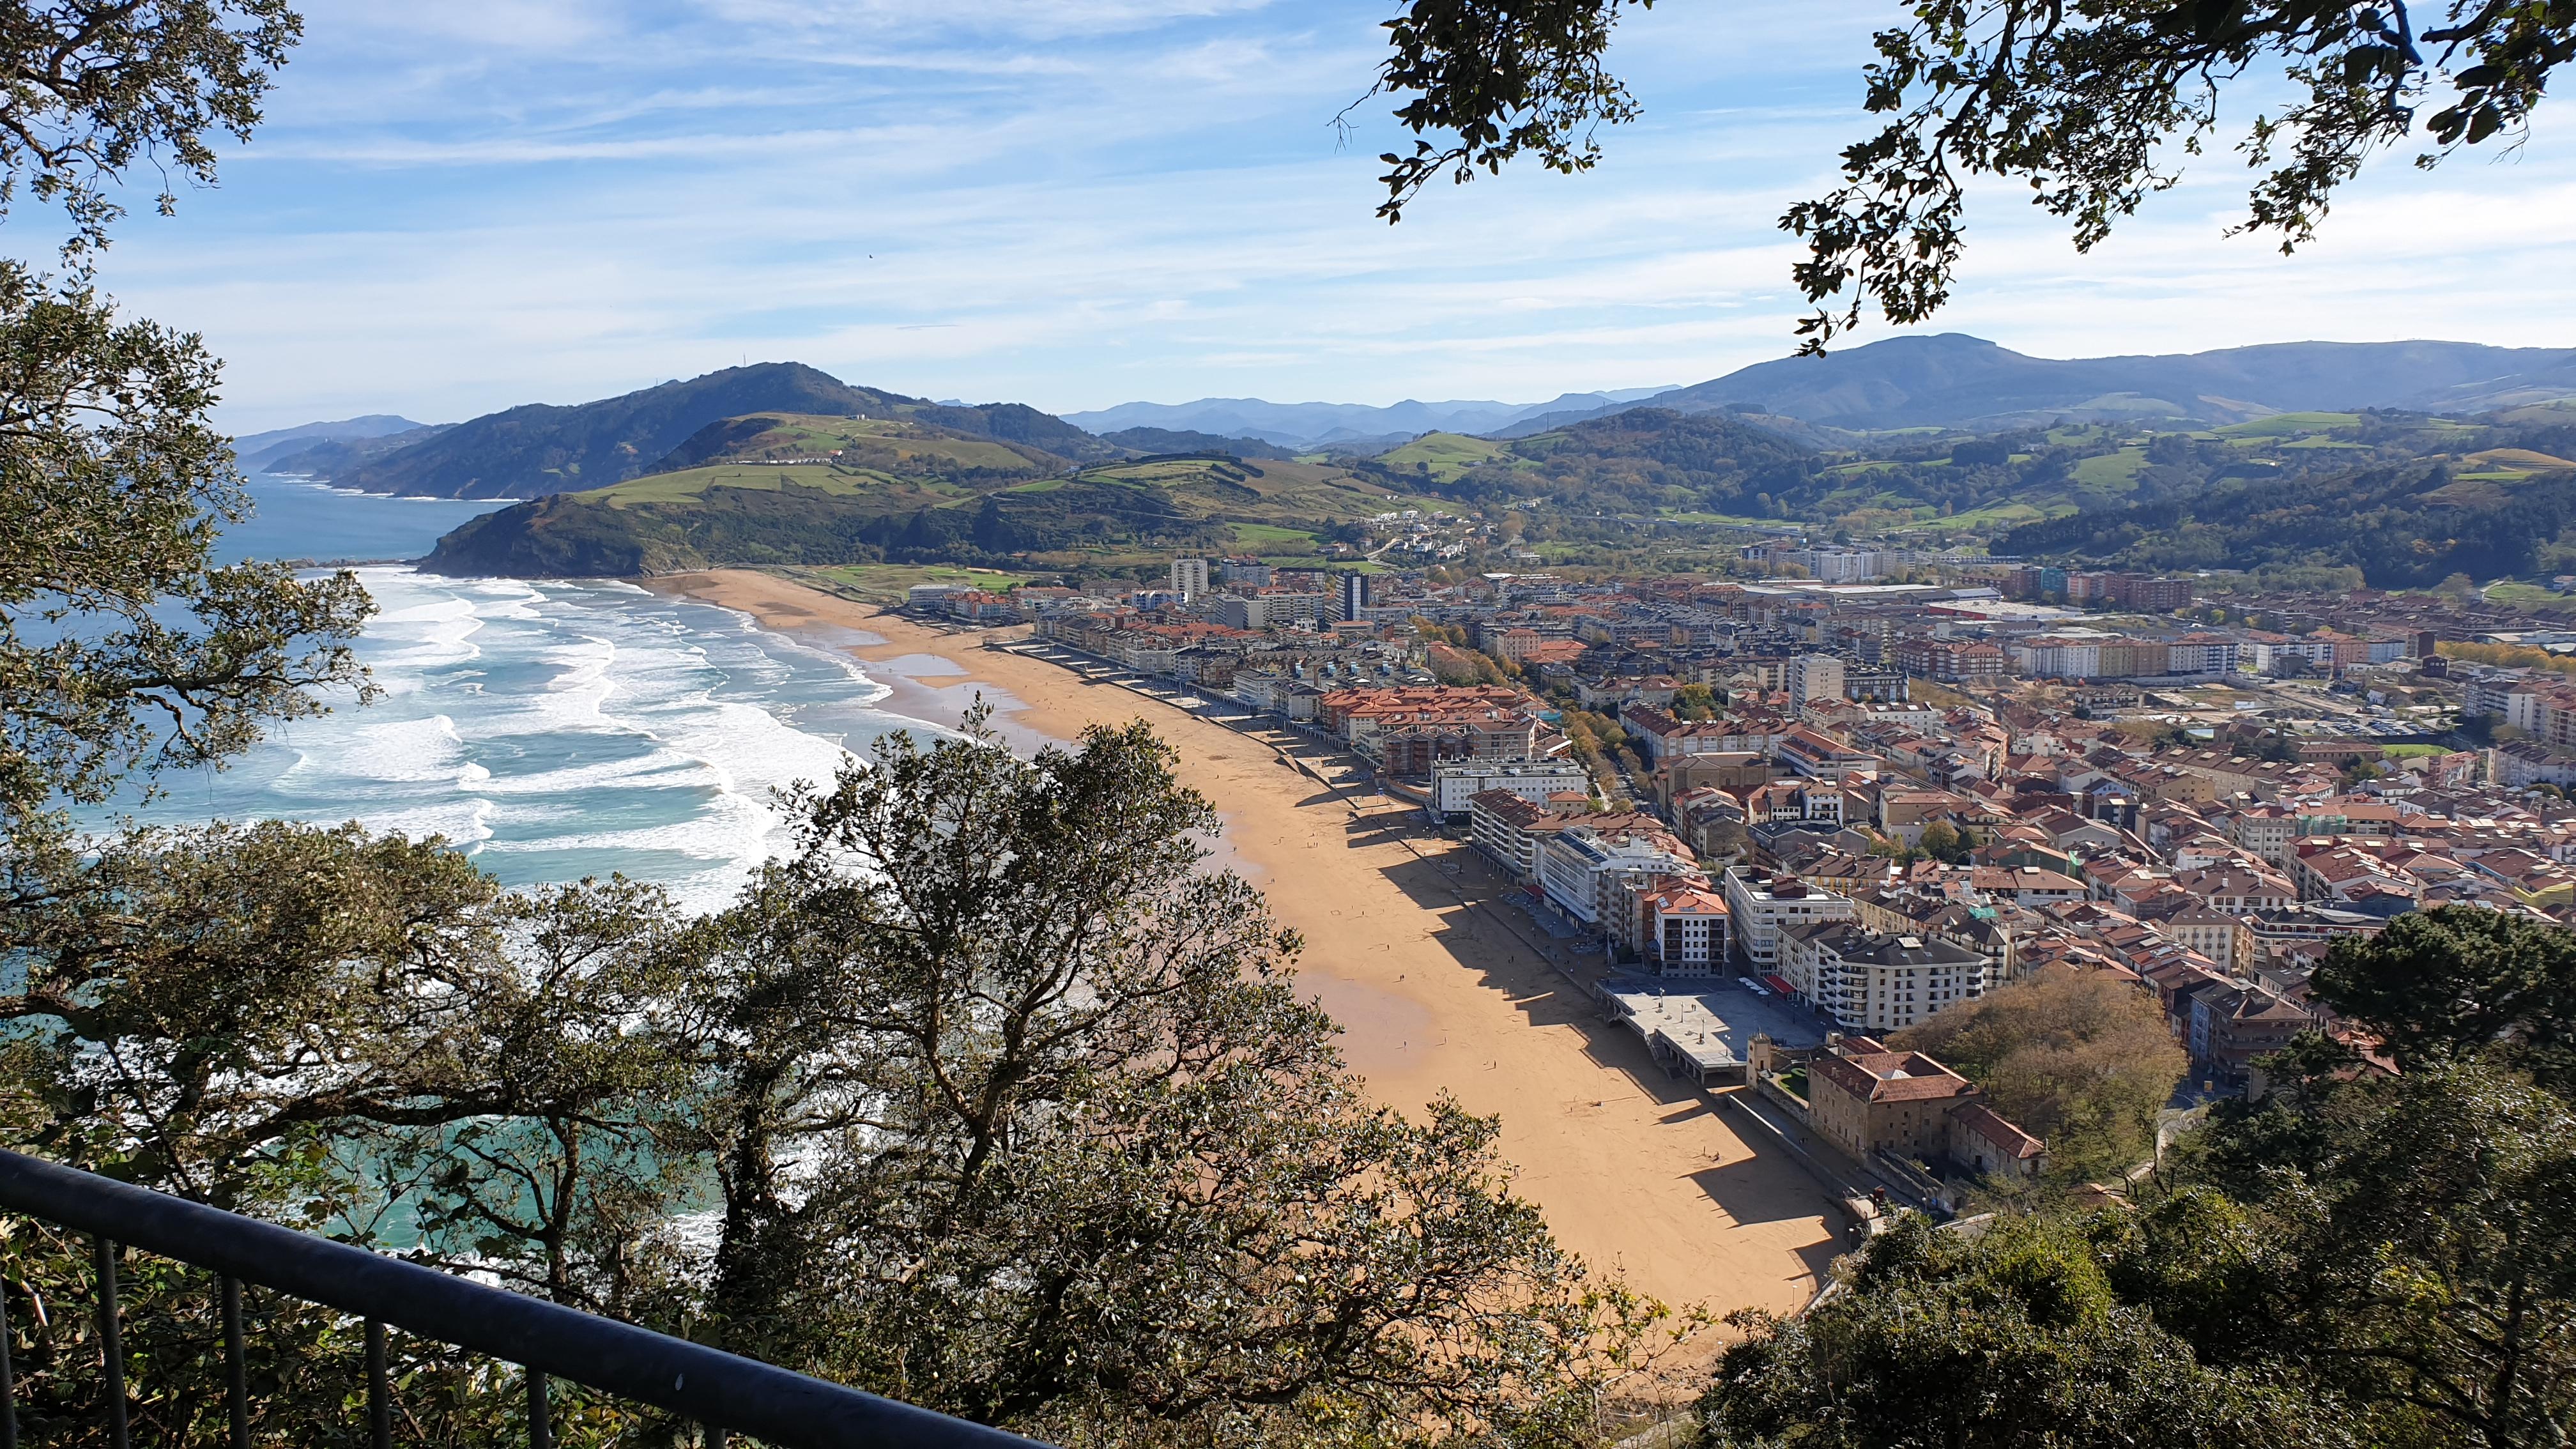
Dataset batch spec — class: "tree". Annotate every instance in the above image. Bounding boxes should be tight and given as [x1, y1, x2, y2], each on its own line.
[1361, 0, 2570, 346]
[661, 717, 1674, 1441]
[0, 0, 369, 857]
[2310, 905, 2576, 1092]
[1890, 967, 2187, 1180]
[2190, 1057, 2576, 1448]
[1712, 1054, 2576, 1449]
[0, 1, 300, 252]
[1701, 1213, 2348, 1449]
[1917, 819, 1974, 864]
[0, 267, 373, 837]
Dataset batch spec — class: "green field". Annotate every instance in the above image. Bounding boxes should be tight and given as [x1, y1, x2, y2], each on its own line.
[2070, 448, 2148, 490]
[2380, 743, 2450, 758]
[1376, 431, 1516, 484]
[2483, 581, 2571, 604]
[2214, 412, 2363, 438]
[583, 462, 914, 505]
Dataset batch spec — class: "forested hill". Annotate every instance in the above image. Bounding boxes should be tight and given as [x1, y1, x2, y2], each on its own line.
[312, 364, 1119, 500]
[2002, 458, 2576, 586]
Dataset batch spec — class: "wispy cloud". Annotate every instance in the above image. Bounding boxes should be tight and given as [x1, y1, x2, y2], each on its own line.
[33, 0, 2570, 432]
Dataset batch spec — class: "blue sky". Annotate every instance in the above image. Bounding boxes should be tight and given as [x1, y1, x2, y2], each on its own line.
[31, 0, 2576, 431]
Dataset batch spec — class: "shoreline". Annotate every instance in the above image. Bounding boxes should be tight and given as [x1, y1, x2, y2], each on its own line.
[652, 568, 1843, 1324]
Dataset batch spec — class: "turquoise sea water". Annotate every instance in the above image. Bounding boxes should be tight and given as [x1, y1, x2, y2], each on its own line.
[108, 479, 915, 910]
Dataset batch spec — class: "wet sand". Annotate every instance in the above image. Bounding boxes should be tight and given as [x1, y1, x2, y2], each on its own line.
[655, 569, 1844, 1322]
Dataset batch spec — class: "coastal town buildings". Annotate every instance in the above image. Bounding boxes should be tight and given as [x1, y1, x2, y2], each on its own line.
[954, 550, 2576, 1116]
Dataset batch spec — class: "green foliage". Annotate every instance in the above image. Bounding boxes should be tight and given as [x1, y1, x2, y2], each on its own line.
[1716, 1051, 2576, 1449]
[2001, 451, 2576, 586]
[1362, 1, 2576, 348]
[2188, 1057, 2576, 1448]
[0, 264, 375, 826]
[1889, 968, 2187, 1181]
[1915, 820, 1976, 864]
[2310, 905, 2576, 1092]
[0, 1, 301, 252]
[1702, 1213, 2343, 1449]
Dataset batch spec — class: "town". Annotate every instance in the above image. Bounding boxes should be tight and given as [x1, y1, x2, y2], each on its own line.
[905, 548, 2576, 1211]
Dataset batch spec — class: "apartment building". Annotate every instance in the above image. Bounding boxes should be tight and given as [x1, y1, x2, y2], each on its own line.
[1721, 866, 1859, 972]
[1536, 824, 1701, 948]
[1779, 921, 1993, 1033]
[1430, 758, 1590, 818]
[1637, 885, 1732, 976]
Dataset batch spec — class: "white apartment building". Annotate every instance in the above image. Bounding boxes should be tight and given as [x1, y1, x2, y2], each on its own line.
[1169, 558, 1211, 597]
[1787, 654, 1846, 703]
[2164, 635, 2243, 676]
[1720, 866, 1858, 972]
[1430, 758, 1590, 818]
[1537, 827, 1699, 939]
[1778, 921, 1993, 1033]
[2011, 636, 2102, 679]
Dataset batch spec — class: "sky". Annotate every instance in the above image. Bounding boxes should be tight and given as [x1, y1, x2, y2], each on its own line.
[24, 0, 2576, 432]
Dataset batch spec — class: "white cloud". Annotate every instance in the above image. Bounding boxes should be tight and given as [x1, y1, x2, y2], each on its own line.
[47, 0, 2571, 433]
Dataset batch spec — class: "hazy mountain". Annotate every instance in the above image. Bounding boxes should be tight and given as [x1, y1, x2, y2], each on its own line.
[1094, 426, 1297, 461]
[312, 364, 1117, 500]
[263, 424, 454, 479]
[234, 415, 434, 470]
[1064, 387, 1676, 448]
[1535, 334, 2576, 433]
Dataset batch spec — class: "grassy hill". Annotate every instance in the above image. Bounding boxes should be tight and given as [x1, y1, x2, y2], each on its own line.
[422, 418, 1429, 577]
[325, 364, 1121, 500]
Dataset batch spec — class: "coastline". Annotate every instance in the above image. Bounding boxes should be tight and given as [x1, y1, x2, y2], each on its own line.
[652, 568, 1843, 1322]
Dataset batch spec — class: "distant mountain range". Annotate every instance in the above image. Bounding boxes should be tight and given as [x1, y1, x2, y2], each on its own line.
[1061, 389, 1677, 450]
[1584, 335, 2576, 433]
[1074, 336, 2576, 443]
[235, 414, 434, 471]
[251, 334, 2576, 511]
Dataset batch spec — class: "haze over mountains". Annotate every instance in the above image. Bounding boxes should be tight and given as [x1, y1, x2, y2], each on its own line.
[1071, 336, 2576, 447]
[247, 335, 2576, 502]
[1062, 389, 1680, 450]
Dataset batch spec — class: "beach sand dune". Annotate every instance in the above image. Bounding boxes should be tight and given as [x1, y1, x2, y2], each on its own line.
[657, 570, 1844, 1324]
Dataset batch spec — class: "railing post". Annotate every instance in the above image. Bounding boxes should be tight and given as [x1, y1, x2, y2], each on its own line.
[222, 1273, 250, 1449]
[93, 1237, 126, 1449]
[528, 1367, 551, 1449]
[365, 1317, 391, 1449]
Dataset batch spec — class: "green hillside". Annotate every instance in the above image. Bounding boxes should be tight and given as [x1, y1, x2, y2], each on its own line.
[322, 364, 1120, 500]
[423, 424, 1425, 577]
[2000, 417, 2576, 585]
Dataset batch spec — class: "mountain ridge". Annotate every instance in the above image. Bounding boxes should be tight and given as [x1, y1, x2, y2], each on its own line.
[1068, 337, 2576, 445]
[281, 364, 1121, 500]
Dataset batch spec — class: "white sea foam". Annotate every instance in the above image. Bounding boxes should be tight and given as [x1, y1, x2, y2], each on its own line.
[95, 564, 905, 909]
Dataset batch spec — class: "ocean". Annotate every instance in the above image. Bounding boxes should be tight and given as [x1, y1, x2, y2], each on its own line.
[107, 477, 917, 911]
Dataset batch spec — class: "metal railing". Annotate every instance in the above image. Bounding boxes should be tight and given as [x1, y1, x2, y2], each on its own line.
[0, 1149, 1048, 1448]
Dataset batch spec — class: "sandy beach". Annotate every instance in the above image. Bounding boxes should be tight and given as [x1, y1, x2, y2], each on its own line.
[656, 569, 1843, 1323]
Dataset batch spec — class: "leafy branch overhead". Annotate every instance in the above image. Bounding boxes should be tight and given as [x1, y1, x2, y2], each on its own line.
[1363, 0, 2573, 348]
[0, 1, 301, 252]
